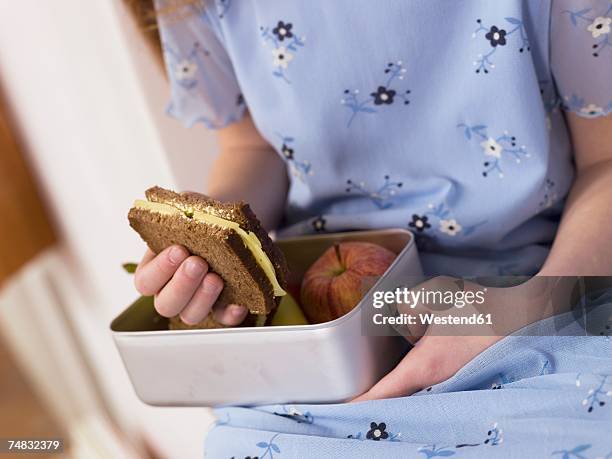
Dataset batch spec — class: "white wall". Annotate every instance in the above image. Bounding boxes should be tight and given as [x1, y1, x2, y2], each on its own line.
[0, 0, 219, 457]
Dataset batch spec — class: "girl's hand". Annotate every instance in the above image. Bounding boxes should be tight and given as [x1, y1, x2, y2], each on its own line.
[133, 246, 247, 326]
[353, 334, 501, 401]
[353, 276, 573, 401]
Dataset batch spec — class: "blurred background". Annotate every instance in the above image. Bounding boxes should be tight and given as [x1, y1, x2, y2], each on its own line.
[0, 0, 220, 457]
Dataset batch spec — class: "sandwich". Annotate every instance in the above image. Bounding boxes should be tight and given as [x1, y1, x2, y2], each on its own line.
[128, 186, 288, 329]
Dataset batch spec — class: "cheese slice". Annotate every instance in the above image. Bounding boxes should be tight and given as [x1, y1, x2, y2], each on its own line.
[133, 199, 286, 297]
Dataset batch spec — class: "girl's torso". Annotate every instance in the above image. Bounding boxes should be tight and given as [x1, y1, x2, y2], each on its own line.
[158, 0, 612, 276]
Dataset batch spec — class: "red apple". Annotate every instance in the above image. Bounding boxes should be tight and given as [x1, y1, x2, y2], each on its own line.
[300, 242, 396, 323]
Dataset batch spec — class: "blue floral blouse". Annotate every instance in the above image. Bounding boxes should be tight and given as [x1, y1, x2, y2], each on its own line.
[154, 0, 612, 277]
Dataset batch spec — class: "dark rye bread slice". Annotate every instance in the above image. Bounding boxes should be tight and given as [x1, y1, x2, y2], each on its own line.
[128, 186, 288, 330]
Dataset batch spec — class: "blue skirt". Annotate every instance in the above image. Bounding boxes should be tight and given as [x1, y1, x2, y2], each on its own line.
[207, 292, 612, 458]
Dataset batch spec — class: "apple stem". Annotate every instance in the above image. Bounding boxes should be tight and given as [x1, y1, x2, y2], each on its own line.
[334, 243, 342, 265]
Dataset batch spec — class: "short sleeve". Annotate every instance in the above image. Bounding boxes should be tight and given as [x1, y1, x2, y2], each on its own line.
[551, 0, 612, 118]
[153, 0, 246, 128]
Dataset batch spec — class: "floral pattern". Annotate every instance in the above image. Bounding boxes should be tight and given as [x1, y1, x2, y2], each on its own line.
[491, 361, 549, 390]
[491, 373, 515, 390]
[281, 143, 294, 160]
[255, 433, 281, 458]
[212, 315, 612, 458]
[563, 4, 612, 57]
[174, 59, 198, 81]
[273, 406, 314, 424]
[366, 422, 389, 441]
[260, 20, 305, 83]
[216, 0, 232, 19]
[472, 17, 530, 73]
[271, 47, 294, 69]
[458, 123, 530, 178]
[439, 219, 462, 236]
[272, 21, 294, 41]
[162, 41, 210, 89]
[483, 423, 504, 446]
[371, 86, 397, 105]
[416, 423, 504, 457]
[407, 202, 487, 243]
[552, 443, 612, 459]
[575, 374, 611, 413]
[485, 25, 507, 47]
[161, 5, 612, 454]
[275, 134, 312, 182]
[158, 2, 609, 290]
[540, 179, 559, 208]
[455, 423, 504, 448]
[587, 16, 612, 38]
[539, 79, 561, 115]
[228, 420, 517, 456]
[562, 94, 612, 118]
[345, 175, 403, 209]
[226, 432, 282, 458]
[409, 214, 432, 232]
[347, 421, 401, 441]
[311, 216, 326, 232]
[418, 444, 457, 458]
[341, 61, 411, 127]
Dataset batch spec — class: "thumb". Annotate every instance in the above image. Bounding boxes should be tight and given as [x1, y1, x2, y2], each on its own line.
[351, 340, 436, 402]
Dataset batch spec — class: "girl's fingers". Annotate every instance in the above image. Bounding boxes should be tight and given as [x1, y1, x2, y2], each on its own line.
[351, 349, 429, 402]
[351, 335, 502, 402]
[179, 272, 225, 325]
[213, 303, 248, 327]
[134, 247, 247, 326]
[154, 256, 208, 318]
[139, 248, 156, 266]
[134, 245, 189, 296]
[351, 336, 453, 402]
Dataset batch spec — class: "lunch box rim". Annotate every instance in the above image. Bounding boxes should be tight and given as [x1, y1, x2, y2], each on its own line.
[110, 228, 415, 336]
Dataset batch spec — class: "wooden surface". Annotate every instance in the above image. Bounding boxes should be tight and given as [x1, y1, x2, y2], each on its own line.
[0, 88, 57, 286]
[0, 87, 64, 455]
[0, 334, 68, 458]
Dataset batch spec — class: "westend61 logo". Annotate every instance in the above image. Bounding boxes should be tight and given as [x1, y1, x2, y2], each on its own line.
[369, 284, 493, 330]
[372, 286, 487, 309]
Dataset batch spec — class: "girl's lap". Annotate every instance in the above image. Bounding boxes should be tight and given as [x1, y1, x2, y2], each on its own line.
[208, 299, 612, 458]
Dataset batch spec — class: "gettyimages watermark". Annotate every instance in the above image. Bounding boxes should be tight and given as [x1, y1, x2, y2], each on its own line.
[360, 276, 612, 338]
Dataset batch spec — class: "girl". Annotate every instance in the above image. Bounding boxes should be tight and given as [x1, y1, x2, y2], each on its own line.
[133, 0, 612, 456]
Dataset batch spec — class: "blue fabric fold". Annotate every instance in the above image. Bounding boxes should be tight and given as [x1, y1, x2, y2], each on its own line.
[207, 297, 612, 458]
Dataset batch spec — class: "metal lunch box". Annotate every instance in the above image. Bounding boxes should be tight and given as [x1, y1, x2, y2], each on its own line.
[111, 228, 423, 407]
